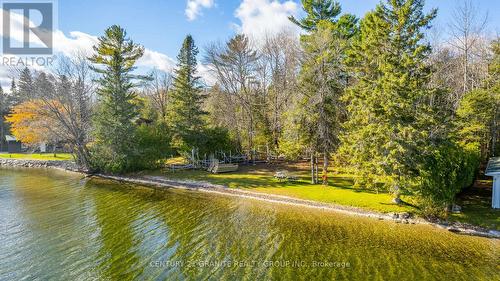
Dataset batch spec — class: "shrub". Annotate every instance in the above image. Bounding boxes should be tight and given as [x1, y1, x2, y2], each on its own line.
[134, 123, 173, 170]
[418, 141, 480, 216]
[90, 122, 172, 173]
[177, 127, 236, 156]
[277, 140, 300, 160]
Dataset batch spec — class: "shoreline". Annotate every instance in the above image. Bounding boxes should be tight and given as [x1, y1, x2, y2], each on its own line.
[1, 158, 499, 239]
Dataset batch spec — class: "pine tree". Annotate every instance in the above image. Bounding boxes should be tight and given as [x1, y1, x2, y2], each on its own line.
[292, 0, 357, 184]
[167, 35, 206, 149]
[89, 25, 145, 173]
[289, 0, 341, 31]
[0, 85, 7, 151]
[17, 67, 34, 102]
[487, 38, 500, 156]
[0, 85, 5, 113]
[10, 79, 17, 106]
[340, 0, 438, 197]
[34, 72, 54, 99]
[455, 38, 500, 159]
[456, 89, 497, 159]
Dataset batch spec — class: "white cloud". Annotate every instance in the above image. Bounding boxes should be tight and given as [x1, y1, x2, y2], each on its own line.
[0, 9, 180, 90]
[53, 31, 98, 57]
[234, 0, 301, 42]
[185, 0, 214, 21]
[0, 69, 12, 91]
[197, 63, 216, 86]
[137, 49, 176, 73]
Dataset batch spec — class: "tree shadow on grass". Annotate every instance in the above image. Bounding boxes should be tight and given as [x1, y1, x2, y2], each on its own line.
[379, 200, 419, 210]
[157, 164, 399, 197]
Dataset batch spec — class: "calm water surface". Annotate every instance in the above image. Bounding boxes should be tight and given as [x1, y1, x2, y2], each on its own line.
[0, 168, 498, 281]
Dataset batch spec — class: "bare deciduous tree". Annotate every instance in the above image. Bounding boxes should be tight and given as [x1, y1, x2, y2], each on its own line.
[36, 54, 95, 168]
[205, 33, 301, 158]
[142, 69, 172, 122]
[260, 32, 301, 151]
[448, 0, 488, 96]
[204, 35, 260, 155]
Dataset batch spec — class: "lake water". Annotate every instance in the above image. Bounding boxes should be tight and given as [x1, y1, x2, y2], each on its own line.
[0, 168, 498, 280]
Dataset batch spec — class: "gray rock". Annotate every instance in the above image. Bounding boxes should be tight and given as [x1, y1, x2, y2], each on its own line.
[0, 158, 80, 172]
[392, 197, 403, 205]
[451, 204, 462, 213]
[400, 212, 412, 219]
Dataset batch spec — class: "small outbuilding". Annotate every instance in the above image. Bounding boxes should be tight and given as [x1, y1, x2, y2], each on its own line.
[5, 135, 22, 153]
[485, 157, 500, 209]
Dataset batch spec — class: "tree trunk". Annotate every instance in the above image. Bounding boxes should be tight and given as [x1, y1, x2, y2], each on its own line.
[310, 151, 315, 184]
[74, 141, 91, 171]
[315, 153, 319, 183]
[322, 152, 329, 185]
[463, 55, 468, 94]
[0, 117, 4, 152]
[492, 106, 498, 157]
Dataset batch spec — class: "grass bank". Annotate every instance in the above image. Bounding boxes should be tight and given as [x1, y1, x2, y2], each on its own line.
[144, 162, 414, 214]
[0, 153, 73, 161]
[143, 161, 499, 230]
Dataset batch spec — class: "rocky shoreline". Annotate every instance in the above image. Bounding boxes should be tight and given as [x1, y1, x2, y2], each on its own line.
[0, 158, 81, 172]
[1, 158, 498, 239]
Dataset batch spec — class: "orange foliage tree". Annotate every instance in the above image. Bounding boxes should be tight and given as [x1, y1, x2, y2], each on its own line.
[5, 100, 62, 147]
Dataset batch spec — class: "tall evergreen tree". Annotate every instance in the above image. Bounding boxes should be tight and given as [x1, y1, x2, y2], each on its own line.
[17, 67, 34, 102]
[292, 0, 357, 184]
[0, 85, 5, 112]
[340, 0, 438, 197]
[0, 85, 7, 151]
[167, 35, 206, 149]
[289, 0, 341, 31]
[89, 25, 145, 173]
[34, 72, 54, 99]
[487, 38, 500, 156]
[10, 79, 17, 106]
[456, 37, 500, 159]
[3, 79, 17, 143]
[456, 89, 497, 159]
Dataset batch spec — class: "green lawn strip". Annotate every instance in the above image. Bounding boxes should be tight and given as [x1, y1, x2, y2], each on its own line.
[0, 153, 73, 161]
[251, 185, 413, 213]
[149, 169, 414, 214]
[448, 179, 500, 230]
[449, 207, 500, 231]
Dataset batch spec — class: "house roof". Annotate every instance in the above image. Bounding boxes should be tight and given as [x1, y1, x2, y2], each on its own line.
[485, 157, 500, 176]
[5, 135, 17, 142]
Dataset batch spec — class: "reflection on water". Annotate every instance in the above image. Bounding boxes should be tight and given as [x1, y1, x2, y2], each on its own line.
[0, 168, 498, 280]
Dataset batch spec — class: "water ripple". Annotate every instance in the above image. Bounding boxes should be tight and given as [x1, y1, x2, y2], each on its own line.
[0, 168, 498, 281]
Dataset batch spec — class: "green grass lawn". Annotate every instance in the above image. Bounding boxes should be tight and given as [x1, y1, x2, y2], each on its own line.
[145, 163, 414, 214]
[0, 153, 73, 161]
[140, 161, 500, 229]
[449, 179, 500, 230]
[150, 165, 500, 230]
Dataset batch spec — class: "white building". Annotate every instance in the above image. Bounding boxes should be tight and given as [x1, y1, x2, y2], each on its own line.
[485, 157, 500, 209]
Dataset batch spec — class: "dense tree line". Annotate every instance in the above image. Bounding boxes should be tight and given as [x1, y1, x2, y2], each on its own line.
[1, 0, 498, 215]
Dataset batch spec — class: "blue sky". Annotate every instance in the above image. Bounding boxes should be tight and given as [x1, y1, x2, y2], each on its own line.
[56, 0, 499, 59]
[1, 0, 499, 90]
